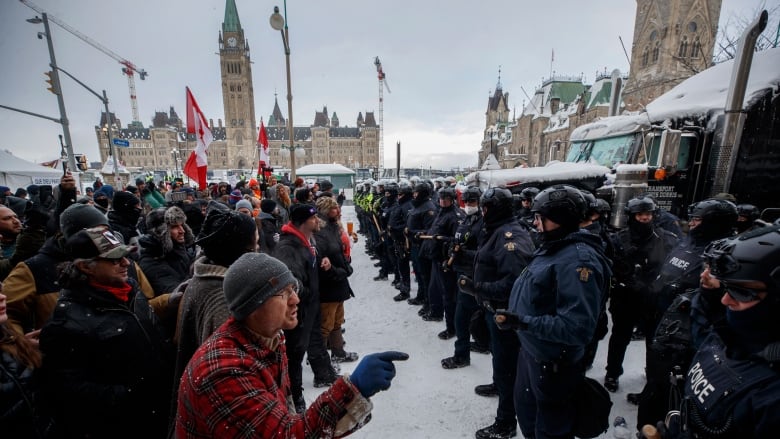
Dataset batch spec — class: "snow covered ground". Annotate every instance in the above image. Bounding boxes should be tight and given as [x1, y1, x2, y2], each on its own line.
[301, 206, 646, 438]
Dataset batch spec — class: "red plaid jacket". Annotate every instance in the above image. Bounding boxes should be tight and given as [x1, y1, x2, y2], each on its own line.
[175, 317, 369, 438]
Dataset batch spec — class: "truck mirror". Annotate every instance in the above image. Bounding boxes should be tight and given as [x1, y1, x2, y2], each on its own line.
[658, 129, 681, 172]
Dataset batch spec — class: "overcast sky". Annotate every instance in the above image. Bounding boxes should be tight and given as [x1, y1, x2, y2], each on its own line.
[0, 0, 776, 170]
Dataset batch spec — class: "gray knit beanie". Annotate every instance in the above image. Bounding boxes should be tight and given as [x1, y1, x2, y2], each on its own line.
[235, 199, 253, 212]
[223, 253, 297, 320]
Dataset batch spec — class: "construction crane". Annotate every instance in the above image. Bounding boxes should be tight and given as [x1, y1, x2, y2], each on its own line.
[20, 0, 148, 125]
[374, 56, 390, 176]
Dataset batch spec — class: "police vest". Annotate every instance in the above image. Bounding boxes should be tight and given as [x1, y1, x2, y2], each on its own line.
[684, 331, 778, 437]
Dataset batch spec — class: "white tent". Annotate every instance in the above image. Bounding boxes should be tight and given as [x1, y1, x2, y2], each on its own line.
[0, 150, 63, 189]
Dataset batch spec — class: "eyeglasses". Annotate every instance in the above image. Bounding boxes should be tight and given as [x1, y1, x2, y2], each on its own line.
[722, 280, 764, 302]
[97, 256, 126, 265]
[273, 283, 299, 300]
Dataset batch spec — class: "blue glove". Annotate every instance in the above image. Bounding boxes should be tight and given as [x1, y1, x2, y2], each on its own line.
[349, 351, 409, 398]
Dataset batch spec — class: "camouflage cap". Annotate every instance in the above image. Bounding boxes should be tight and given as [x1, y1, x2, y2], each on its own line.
[66, 226, 135, 260]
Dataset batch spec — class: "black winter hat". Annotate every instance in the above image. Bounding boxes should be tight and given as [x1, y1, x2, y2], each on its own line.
[319, 180, 333, 191]
[59, 204, 109, 239]
[196, 208, 257, 266]
[112, 191, 141, 216]
[261, 199, 277, 214]
[290, 203, 317, 225]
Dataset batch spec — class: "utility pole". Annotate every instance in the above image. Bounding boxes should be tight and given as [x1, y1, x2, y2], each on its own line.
[39, 13, 77, 173]
[103, 90, 120, 186]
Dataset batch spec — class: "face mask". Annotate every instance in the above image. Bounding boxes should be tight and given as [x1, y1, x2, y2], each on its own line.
[463, 205, 479, 216]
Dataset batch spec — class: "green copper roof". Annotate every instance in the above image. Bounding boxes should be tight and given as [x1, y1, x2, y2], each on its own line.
[549, 82, 586, 104]
[223, 0, 242, 33]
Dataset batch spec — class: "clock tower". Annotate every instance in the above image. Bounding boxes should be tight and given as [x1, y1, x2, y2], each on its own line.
[219, 0, 257, 169]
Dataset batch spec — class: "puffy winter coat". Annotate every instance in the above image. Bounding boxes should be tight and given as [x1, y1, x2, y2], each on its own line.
[314, 218, 353, 303]
[39, 279, 174, 438]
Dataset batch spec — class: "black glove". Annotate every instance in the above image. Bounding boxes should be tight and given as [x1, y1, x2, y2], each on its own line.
[494, 309, 527, 331]
[457, 275, 478, 296]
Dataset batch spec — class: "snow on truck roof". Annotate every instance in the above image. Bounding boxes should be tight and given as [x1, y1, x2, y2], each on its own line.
[572, 47, 780, 141]
[465, 161, 610, 189]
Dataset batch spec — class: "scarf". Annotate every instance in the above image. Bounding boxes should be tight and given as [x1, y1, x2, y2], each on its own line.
[90, 280, 133, 302]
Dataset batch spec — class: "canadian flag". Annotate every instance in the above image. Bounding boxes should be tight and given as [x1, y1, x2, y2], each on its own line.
[183, 87, 213, 188]
[257, 119, 269, 175]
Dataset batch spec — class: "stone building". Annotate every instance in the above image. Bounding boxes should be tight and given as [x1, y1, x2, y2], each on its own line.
[478, 0, 722, 169]
[622, 0, 722, 111]
[95, 0, 379, 180]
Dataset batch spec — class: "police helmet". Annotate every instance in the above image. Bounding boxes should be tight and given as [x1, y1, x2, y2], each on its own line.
[519, 187, 540, 201]
[736, 204, 760, 221]
[480, 187, 513, 210]
[462, 186, 482, 203]
[625, 196, 657, 215]
[688, 198, 738, 223]
[595, 198, 611, 215]
[532, 185, 587, 228]
[414, 183, 431, 200]
[385, 183, 399, 196]
[438, 187, 456, 201]
[580, 190, 598, 214]
[704, 225, 780, 297]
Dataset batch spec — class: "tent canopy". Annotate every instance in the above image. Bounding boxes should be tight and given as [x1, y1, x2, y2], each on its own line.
[296, 164, 356, 175]
[0, 150, 63, 189]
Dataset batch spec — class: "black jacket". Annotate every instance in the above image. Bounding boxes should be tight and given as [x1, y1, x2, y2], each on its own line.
[273, 227, 319, 305]
[0, 349, 45, 439]
[421, 204, 463, 261]
[406, 198, 436, 247]
[39, 279, 174, 438]
[138, 235, 193, 295]
[473, 218, 534, 306]
[314, 218, 353, 303]
[108, 210, 140, 245]
[451, 212, 483, 276]
[256, 212, 279, 254]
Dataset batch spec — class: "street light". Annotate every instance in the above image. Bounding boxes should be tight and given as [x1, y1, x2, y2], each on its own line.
[27, 13, 77, 173]
[171, 148, 182, 179]
[270, 3, 297, 181]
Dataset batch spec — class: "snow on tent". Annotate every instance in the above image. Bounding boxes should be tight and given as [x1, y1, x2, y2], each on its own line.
[0, 149, 64, 188]
[295, 163, 355, 192]
[465, 161, 610, 192]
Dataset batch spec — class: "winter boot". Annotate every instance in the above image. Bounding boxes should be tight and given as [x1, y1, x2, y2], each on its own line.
[417, 305, 430, 316]
[470, 342, 490, 354]
[393, 292, 410, 302]
[328, 330, 359, 363]
[475, 420, 517, 439]
[422, 313, 443, 322]
[293, 394, 306, 413]
[407, 297, 425, 306]
[373, 272, 388, 281]
[437, 329, 455, 340]
[604, 375, 619, 393]
[474, 383, 499, 397]
[441, 356, 470, 369]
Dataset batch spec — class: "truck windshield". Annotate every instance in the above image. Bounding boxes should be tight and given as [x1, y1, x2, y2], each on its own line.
[565, 134, 634, 167]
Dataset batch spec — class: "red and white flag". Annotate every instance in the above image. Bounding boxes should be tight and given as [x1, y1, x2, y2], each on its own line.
[257, 119, 270, 175]
[183, 86, 213, 188]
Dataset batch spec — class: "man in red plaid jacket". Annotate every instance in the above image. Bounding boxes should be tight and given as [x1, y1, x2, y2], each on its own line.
[175, 253, 408, 438]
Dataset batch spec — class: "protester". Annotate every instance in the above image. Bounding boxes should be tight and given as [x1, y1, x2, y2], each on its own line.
[39, 227, 174, 438]
[0, 282, 48, 439]
[257, 199, 280, 253]
[138, 206, 194, 297]
[175, 252, 409, 439]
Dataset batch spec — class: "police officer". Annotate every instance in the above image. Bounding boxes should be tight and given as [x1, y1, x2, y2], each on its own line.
[659, 225, 780, 438]
[736, 203, 761, 234]
[421, 187, 463, 338]
[388, 183, 413, 301]
[633, 198, 737, 427]
[459, 187, 535, 439]
[406, 183, 437, 313]
[380, 183, 400, 287]
[516, 187, 538, 227]
[603, 196, 677, 393]
[497, 184, 612, 439]
[441, 186, 485, 369]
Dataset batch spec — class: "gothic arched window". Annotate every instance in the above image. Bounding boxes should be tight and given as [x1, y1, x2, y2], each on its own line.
[679, 36, 689, 58]
[652, 42, 660, 63]
[642, 47, 650, 66]
[691, 37, 702, 59]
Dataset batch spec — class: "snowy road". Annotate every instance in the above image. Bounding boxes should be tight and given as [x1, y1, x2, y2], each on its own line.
[301, 206, 646, 438]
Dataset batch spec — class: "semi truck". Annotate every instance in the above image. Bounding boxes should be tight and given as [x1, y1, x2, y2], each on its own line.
[565, 12, 779, 226]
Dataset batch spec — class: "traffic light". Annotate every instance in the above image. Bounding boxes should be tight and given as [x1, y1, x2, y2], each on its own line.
[74, 154, 88, 171]
[44, 71, 59, 95]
